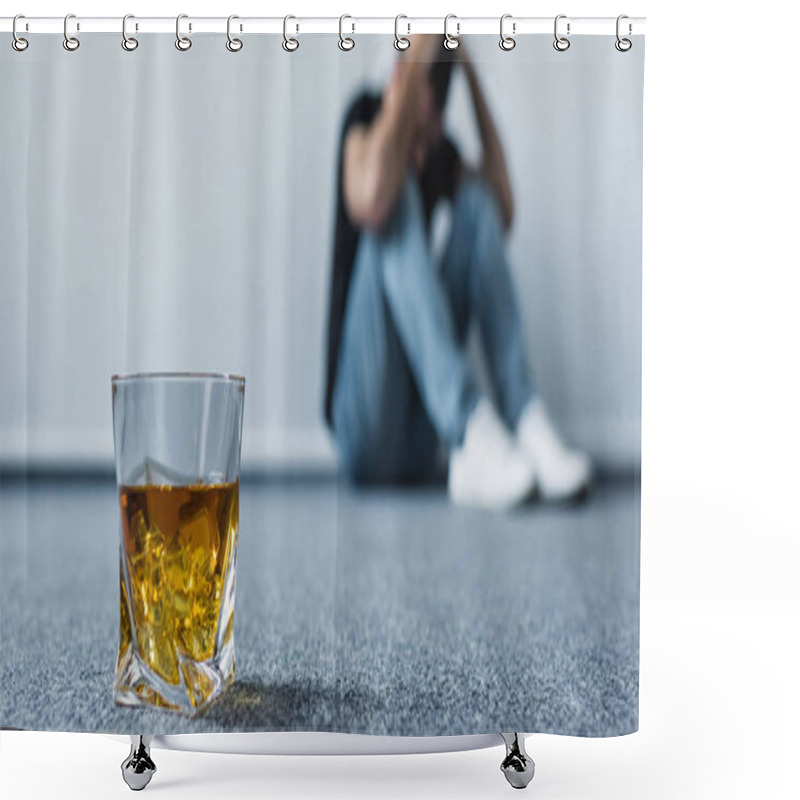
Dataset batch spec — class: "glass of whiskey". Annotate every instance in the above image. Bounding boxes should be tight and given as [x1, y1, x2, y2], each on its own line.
[111, 372, 245, 715]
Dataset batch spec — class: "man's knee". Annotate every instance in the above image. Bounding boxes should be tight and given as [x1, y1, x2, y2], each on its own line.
[456, 173, 504, 239]
[380, 171, 426, 243]
[358, 173, 431, 299]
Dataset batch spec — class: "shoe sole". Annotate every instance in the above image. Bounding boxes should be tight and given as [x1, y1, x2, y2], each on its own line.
[538, 478, 592, 505]
[449, 478, 538, 512]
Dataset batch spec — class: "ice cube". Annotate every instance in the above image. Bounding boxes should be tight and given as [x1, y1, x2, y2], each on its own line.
[124, 457, 197, 487]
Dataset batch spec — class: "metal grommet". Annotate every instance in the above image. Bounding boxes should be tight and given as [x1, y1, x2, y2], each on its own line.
[63, 13, 80, 51]
[499, 14, 516, 51]
[394, 14, 410, 51]
[122, 14, 138, 51]
[283, 15, 299, 52]
[12, 14, 29, 52]
[175, 13, 192, 51]
[615, 14, 632, 51]
[443, 14, 459, 51]
[553, 14, 570, 52]
[226, 15, 243, 52]
[338, 14, 355, 51]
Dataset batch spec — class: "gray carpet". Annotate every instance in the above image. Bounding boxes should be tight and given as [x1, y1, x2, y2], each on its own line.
[0, 475, 639, 736]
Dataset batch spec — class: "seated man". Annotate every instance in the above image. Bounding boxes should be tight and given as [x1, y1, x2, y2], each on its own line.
[323, 35, 591, 510]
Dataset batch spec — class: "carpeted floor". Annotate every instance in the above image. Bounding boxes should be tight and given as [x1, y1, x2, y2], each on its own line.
[0, 475, 639, 737]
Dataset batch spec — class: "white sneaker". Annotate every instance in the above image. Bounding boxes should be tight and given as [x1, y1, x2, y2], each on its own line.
[516, 397, 592, 501]
[448, 399, 537, 511]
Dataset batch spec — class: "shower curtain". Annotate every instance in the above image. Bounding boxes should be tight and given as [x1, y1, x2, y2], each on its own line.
[0, 26, 643, 737]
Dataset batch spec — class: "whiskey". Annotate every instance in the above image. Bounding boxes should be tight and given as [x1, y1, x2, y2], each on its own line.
[117, 481, 238, 701]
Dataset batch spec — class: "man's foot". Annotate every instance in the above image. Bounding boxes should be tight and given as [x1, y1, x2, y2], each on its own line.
[516, 397, 592, 501]
[448, 399, 537, 511]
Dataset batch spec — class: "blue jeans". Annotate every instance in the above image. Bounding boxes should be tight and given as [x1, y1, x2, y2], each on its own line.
[332, 171, 534, 483]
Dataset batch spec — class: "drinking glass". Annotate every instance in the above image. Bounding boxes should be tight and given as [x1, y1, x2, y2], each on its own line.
[111, 372, 245, 715]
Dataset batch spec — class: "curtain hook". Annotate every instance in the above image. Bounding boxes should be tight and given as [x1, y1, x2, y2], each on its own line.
[12, 14, 29, 51]
[175, 14, 192, 50]
[338, 14, 355, 51]
[499, 14, 516, 51]
[337, 14, 355, 51]
[283, 15, 299, 52]
[553, 14, 570, 52]
[615, 14, 632, 51]
[394, 14, 410, 51]
[122, 14, 138, 51]
[227, 15, 243, 51]
[443, 14, 460, 51]
[63, 13, 80, 51]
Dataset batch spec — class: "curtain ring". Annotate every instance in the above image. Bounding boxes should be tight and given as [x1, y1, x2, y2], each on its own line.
[338, 14, 355, 51]
[615, 14, 632, 51]
[122, 14, 138, 51]
[12, 14, 28, 52]
[175, 14, 192, 50]
[227, 15, 243, 51]
[176, 14, 192, 50]
[553, 14, 570, 51]
[443, 14, 459, 51]
[283, 15, 299, 52]
[499, 14, 515, 51]
[394, 15, 410, 51]
[63, 13, 80, 51]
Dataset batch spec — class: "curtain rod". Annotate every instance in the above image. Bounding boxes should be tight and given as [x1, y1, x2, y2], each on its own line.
[1, 16, 646, 36]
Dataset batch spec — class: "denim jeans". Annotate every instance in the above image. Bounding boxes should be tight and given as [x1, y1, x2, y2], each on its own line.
[332, 171, 534, 483]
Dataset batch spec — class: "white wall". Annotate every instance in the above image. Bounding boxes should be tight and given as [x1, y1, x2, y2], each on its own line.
[1, 33, 642, 472]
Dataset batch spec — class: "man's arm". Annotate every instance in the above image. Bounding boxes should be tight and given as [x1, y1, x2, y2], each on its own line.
[459, 47, 514, 231]
[342, 35, 439, 231]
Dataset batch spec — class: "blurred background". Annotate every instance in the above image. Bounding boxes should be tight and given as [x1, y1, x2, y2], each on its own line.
[1, 33, 641, 476]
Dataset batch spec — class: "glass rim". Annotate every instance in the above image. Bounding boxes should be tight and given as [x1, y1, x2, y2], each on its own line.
[111, 371, 245, 384]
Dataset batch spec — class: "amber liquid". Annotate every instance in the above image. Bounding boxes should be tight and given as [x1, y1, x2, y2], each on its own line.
[118, 481, 238, 689]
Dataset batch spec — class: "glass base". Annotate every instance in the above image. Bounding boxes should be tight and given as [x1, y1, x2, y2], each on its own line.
[114, 636, 235, 716]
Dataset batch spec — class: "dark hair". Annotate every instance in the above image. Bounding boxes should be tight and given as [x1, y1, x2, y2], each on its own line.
[430, 51, 457, 113]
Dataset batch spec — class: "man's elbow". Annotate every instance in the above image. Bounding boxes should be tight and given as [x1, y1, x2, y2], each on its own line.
[346, 196, 390, 232]
[345, 170, 395, 232]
